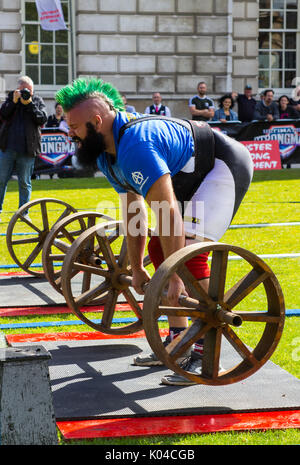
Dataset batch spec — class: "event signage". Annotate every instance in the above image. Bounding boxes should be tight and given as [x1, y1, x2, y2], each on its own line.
[209, 120, 300, 165]
[240, 140, 282, 170]
[40, 131, 75, 166]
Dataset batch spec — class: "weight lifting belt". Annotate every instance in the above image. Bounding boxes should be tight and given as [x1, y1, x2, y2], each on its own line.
[117, 115, 215, 203]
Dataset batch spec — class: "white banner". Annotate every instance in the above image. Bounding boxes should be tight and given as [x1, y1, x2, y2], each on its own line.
[35, 0, 67, 31]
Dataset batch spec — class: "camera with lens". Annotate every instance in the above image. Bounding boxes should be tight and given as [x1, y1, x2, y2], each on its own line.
[20, 88, 31, 101]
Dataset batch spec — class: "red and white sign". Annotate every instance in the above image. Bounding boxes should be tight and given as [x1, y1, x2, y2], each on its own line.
[241, 140, 282, 170]
[35, 0, 67, 31]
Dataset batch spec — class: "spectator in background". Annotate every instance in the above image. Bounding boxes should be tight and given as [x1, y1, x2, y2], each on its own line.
[253, 89, 279, 122]
[188, 81, 214, 121]
[46, 102, 64, 128]
[0, 75, 47, 221]
[278, 95, 299, 119]
[289, 85, 300, 114]
[213, 94, 238, 122]
[232, 85, 257, 122]
[122, 94, 136, 113]
[145, 92, 171, 116]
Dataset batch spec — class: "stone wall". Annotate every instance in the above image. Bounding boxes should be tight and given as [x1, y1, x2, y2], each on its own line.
[0, 0, 259, 115]
[76, 0, 259, 117]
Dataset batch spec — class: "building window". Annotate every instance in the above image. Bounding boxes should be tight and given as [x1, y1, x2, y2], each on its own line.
[22, 0, 71, 87]
[259, 0, 298, 90]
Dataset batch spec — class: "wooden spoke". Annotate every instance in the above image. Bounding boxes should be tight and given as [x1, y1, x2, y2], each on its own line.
[208, 249, 228, 301]
[168, 320, 211, 362]
[122, 288, 143, 318]
[101, 289, 120, 329]
[40, 201, 49, 231]
[222, 325, 257, 366]
[178, 264, 215, 307]
[202, 327, 223, 380]
[23, 241, 44, 268]
[74, 280, 111, 307]
[224, 268, 270, 310]
[233, 312, 281, 323]
[11, 236, 40, 246]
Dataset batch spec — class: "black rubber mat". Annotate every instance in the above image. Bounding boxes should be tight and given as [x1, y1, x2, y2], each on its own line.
[11, 338, 300, 420]
[0, 274, 140, 307]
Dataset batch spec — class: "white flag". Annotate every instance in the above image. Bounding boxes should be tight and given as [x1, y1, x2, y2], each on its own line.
[35, 0, 67, 31]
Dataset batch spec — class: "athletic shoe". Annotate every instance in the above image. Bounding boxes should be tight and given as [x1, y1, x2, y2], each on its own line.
[133, 336, 191, 367]
[161, 352, 225, 386]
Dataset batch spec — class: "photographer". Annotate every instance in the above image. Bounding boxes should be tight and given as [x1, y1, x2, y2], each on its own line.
[0, 76, 47, 221]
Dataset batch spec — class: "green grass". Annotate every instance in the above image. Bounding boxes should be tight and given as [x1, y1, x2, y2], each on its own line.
[0, 169, 300, 445]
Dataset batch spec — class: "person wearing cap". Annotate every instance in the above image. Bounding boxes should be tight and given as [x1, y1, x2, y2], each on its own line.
[232, 85, 257, 122]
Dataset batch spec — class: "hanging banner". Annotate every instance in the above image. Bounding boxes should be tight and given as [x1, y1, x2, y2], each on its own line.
[35, 0, 67, 31]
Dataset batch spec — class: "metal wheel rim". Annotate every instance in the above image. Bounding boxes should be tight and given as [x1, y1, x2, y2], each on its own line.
[143, 242, 285, 386]
[6, 198, 77, 277]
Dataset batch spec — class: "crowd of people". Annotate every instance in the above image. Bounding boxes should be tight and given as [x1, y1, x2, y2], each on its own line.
[122, 81, 300, 124]
[0, 74, 299, 222]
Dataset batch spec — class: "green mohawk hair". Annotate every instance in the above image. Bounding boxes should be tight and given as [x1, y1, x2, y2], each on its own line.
[55, 78, 125, 112]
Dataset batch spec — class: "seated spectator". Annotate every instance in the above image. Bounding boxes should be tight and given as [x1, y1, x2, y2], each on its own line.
[278, 95, 299, 119]
[253, 89, 279, 122]
[122, 94, 136, 113]
[232, 85, 257, 122]
[213, 94, 239, 122]
[145, 92, 171, 116]
[46, 102, 65, 128]
[188, 81, 214, 121]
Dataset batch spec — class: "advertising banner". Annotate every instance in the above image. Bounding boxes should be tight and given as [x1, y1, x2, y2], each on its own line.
[209, 120, 300, 165]
[34, 129, 75, 176]
[240, 140, 282, 170]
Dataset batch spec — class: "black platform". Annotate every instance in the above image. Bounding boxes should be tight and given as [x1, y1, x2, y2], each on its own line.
[0, 274, 139, 307]
[11, 337, 300, 421]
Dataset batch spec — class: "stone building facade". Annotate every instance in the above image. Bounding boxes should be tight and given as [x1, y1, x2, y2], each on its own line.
[0, 0, 297, 117]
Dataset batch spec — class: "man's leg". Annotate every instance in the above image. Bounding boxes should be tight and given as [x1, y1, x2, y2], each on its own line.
[0, 149, 16, 215]
[15, 155, 35, 213]
[133, 235, 210, 366]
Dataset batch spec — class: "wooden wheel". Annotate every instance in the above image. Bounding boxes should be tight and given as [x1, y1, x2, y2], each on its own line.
[42, 211, 113, 294]
[143, 242, 285, 386]
[61, 220, 151, 335]
[6, 198, 77, 277]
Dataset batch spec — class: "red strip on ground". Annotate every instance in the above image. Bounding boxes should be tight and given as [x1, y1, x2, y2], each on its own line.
[0, 302, 141, 317]
[57, 410, 300, 439]
[6, 328, 169, 343]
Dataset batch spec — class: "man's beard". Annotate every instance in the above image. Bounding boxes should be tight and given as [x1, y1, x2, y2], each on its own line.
[74, 122, 107, 169]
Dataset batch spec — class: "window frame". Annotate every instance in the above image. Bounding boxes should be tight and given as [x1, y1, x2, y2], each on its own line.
[258, 0, 300, 94]
[21, 0, 74, 92]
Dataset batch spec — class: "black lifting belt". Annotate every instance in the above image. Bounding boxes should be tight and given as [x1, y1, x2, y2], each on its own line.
[115, 115, 215, 201]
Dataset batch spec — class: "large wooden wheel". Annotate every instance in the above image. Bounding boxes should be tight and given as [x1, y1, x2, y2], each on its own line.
[42, 211, 113, 294]
[6, 198, 77, 277]
[61, 221, 151, 335]
[142, 242, 285, 386]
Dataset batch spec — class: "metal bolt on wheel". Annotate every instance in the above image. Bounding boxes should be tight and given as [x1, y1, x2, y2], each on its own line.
[142, 242, 285, 386]
[6, 198, 77, 277]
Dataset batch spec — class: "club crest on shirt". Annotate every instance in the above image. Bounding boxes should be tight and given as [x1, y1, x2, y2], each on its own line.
[132, 171, 149, 189]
